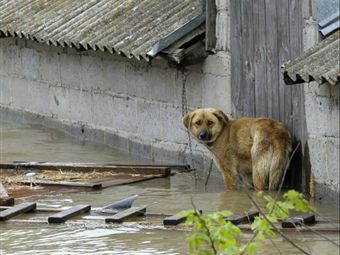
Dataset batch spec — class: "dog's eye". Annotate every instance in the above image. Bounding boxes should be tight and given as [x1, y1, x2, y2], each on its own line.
[207, 120, 214, 126]
[195, 120, 202, 126]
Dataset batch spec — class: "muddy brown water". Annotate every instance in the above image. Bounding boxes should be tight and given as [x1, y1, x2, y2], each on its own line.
[0, 121, 339, 254]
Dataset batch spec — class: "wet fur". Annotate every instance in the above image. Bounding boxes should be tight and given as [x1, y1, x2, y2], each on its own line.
[183, 108, 292, 190]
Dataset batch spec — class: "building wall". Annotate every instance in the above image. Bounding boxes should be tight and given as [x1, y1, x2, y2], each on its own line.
[0, 37, 231, 170]
[304, 81, 340, 202]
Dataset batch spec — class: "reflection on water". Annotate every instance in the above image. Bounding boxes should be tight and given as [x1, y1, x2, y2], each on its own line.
[0, 225, 186, 255]
[0, 122, 152, 164]
[0, 121, 339, 255]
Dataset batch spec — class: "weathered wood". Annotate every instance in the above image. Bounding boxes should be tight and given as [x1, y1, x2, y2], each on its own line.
[241, 0, 255, 117]
[163, 213, 187, 226]
[0, 202, 36, 221]
[48, 204, 91, 223]
[18, 180, 102, 189]
[265, 0, 279, 120]
[230, 0, 243, 118]
[105, 206, 146, 224]
[281, 213, 316, 228]
[253, 0, 268, 117]
[205, 0, 217, 51]
[225, 211, 259, 225]
[0, 162, 172, 176]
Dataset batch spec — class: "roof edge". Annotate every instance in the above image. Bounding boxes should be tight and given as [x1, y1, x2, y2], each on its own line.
[147, 13, 205, 57]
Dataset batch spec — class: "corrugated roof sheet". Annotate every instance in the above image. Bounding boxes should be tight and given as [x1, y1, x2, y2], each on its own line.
[0, 0, 203, 61]
[283, 30, 340, 86]
[318, 0, 340, 36]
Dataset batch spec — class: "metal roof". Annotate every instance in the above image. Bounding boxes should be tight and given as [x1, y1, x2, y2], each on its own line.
[283, 30, 340, 86]
[318, 0, 340, 36]
[0, 0, 203, 61]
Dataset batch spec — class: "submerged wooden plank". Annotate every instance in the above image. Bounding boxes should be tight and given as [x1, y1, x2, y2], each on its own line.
[98, 175, 162, 188]
[48, 204, 91, 223]
[281, 213, 316, 228]
[105, 206, 146, 224]
[0, 162, 172, 176]
[0, 202, 36, 221]
[18, 180, 102, 189]
[163, 213, 187, 226]
[225, 211, 259, 225]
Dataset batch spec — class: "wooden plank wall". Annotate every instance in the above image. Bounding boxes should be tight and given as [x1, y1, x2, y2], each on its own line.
[230, 0, 309, 191]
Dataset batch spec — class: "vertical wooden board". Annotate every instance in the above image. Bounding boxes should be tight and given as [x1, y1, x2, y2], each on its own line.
[277, 0, 292, 128]
[230, 0, 244, 118]
[253, 0, 268, 117]
[289, 0, 302, 60]
[265, 0, 280, 120]
[290, 0, 306, 190]
[241, 0, 255, 117]
[205, 0, 217, 51]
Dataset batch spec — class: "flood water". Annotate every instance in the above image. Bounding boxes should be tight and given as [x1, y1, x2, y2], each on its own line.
[0, 120, 339, 254]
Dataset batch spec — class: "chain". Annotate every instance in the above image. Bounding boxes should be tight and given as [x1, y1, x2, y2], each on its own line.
[181, 69, 195, 172]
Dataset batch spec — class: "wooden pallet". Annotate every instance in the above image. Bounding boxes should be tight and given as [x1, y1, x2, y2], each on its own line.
[0, 162, 187, 199]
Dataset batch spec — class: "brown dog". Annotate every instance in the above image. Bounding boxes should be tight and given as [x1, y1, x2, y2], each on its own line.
[183, 108, 292, 190]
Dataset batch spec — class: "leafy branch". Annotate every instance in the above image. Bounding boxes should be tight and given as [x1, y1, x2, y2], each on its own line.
[181, 190, 316, 255]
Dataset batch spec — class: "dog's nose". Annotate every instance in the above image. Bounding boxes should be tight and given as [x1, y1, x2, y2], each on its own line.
[198, 129, 209, 140]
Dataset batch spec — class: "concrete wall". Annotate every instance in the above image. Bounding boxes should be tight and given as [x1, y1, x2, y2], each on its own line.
[304, 82, 340, 202]
[0, 36, 231, 171]
[302, 10, 339, 202]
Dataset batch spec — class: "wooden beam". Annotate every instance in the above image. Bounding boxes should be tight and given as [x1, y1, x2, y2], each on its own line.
[225, 211, 259, 225]
[281, 213, 316, 228]
[48, 204, 91, 223]
[0, 202, 36, 221]
[105, 206, 146, 224]
[18, 180, 102, 189]
[205, 0, 217, 51]
[0, 162, 172, 176]
[163, 213, 187, 226]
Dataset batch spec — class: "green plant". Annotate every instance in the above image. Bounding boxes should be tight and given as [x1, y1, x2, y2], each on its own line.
[180, 190, 315, 255]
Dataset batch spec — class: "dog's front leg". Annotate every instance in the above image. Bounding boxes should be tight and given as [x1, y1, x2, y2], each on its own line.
[221, 170, 237, 190]
[215, 160, 237, 190]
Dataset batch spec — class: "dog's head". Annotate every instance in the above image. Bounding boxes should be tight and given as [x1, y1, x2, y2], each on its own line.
[182, 108, 229, 146]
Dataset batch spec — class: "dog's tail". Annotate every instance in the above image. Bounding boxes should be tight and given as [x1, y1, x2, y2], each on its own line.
[268, 137, 292, 190]
[268, 144, 292, 190]
[251, 131, 292, 191]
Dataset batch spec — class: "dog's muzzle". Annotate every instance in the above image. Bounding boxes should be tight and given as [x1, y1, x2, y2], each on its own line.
[198, 129, 211, 141]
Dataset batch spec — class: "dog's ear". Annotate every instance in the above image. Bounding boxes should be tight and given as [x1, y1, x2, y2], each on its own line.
[182, 112, 195, 128]
[213, 110, 229, 124]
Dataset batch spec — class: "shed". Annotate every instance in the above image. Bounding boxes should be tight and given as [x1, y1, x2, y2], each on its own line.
[0, 0, 209, 64]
